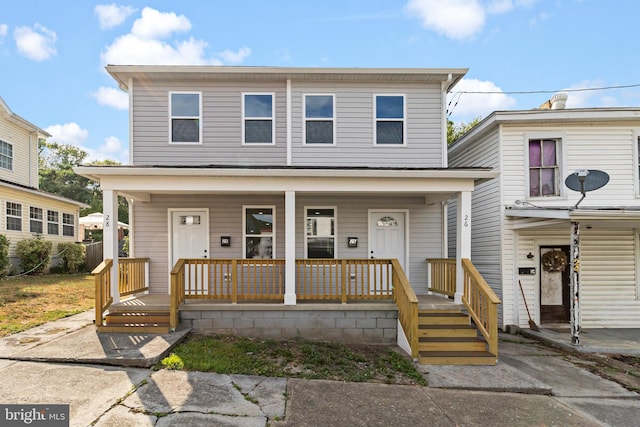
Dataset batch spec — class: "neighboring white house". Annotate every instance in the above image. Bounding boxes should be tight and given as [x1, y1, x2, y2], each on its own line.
[448, 98, 640, 329]
[79, 212, 128, 241]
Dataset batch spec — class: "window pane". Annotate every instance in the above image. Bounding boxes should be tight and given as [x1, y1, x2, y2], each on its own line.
[542, 140, 556, 166]
[245, 95, 272, 117]
[48, 223, 59, 235]
[376, 121, 403, 144]
[376, 96, 403, 119]
[541, 169, 556, 195]
[246, 237, 273, 259]
[529, 169, 540, 197]
[307, 237, 334, 259]
[305, 95, 333, 118]
[529, 140, 541, 167]
[245, 120, 273, 143]
[246, 208, 273, 234]
[30, 220, 43, 234]
[306, 217, 334, 236]
[306, 121, 333, 144]
[171, 93, 199, 116]
[172, 119, 199, 143]
[7, 217, 21, 231]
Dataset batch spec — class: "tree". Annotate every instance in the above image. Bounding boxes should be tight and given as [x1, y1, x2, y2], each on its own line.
[447, 118, 481, 145]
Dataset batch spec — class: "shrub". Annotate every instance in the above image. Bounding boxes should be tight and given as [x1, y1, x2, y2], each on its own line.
[0, 235, 9, 278]
[16, 236, 52, 275]
[57, 242, 86, 274]
[160, 353, 184, 370]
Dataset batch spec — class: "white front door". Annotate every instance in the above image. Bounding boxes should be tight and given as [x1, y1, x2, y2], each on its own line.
[369, 211, 407, 291]
[171, 210, 209, 294]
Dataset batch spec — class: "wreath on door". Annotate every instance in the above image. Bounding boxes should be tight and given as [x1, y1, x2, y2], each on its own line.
[541, 250, 568, 272]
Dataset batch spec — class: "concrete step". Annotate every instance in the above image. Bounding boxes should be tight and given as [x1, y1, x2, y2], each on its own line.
[419, 336, 487, 352]
[419, 350, 497, 365]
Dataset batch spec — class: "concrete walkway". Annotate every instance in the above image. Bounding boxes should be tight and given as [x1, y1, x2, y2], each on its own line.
[0, 312, 639, 426]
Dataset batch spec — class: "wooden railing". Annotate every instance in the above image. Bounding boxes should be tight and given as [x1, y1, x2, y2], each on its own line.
[170, 259, 186, 331]
[93, 259, 113, 326]
[118, 258, 149, 296]
[391, 259, 419, 358]
[462, 259, 501, 356]
[427, 258, 456, 297]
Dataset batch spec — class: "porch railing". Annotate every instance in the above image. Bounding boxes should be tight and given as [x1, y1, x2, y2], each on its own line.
[427, 258, 456, 297]
[93, 259, 113, 326]
[391, 259, 419, 358]
[118, 258, 150, 297]
[170, 259, 186, 331]
[462, 258, 501, 356]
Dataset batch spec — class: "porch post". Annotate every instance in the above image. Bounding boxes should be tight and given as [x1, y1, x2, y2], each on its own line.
[455, 191, 472, 304]
[103, 189, 120, 304]
[284, 191, 297, 305]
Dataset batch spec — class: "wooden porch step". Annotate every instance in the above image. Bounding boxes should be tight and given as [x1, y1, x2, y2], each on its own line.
[418, 312, 470, 326]
[418, 323, 478, 338]
[419, 336, 487, 352]
[419, 350, 497, 365]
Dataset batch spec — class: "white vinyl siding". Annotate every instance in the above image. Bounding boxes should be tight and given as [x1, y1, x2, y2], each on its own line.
[169, 92, 202, 144]
[0, 115, 39, 187]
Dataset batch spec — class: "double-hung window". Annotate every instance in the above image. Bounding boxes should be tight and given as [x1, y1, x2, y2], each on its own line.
[529, 139, 560, 197]
[47, 210, 59, 235]
[243, 206, 274, 259]
[304, 95, 335, 145]
[0, 140, 12, 170]
[62, 213, 74, 237]
[306, 207, 336, 259]
[243, 93, 274, 144]
[6, 202, 21, 231]
[30, 207, 43, 234]
[375, 95, 405, 145]
[169, 92, 202, 144]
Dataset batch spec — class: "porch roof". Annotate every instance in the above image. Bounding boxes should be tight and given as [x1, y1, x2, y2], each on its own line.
[505, 205, 640, 228]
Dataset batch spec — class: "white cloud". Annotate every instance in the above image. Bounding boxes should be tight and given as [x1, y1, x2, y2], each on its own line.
[14, 23, 57, 61]
[447, 78, 517, 119]
[94, 4, 136, 30]
[216, 47, 251, 64]
[45, 122, 89, 146]
[94, 136, 129, 163]
[406, 0, 485, 40]
[0, 24, 7, 39]
[93, 86, 129, 110]
[487, 0, 513, 14]
[131, 7, 191, 39]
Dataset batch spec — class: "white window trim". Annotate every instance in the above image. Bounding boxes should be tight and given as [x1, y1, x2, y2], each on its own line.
[633, 129, 640, 197]
[304, 206, 338, 259]
[242, 92, 276, 145]
[242, 205, 276, 259]
[0, 140, 13, 171]
[47, 210, 59, 235]
[62, 212, 75, 237]
[303, 94, 336, 146]
[524, 132, 566, 200]
[6, 201, 21, 231]
[373, 94, 407, 146]
[168, 91, 203, 145]
[30, 206, 43, 234]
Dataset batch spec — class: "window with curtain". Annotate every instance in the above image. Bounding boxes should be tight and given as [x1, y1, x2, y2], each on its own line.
[529, 139, 560, 197]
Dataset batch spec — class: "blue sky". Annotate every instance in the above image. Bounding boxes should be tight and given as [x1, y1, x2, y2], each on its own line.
[1, 0, 639, 163]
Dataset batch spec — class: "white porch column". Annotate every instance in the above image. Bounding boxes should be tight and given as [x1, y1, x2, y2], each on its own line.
[284, 191, 297, 305]
[455, 191, 472, 304]
[103, 189, 120, 304]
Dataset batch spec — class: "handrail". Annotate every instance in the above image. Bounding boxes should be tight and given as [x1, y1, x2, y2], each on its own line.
[118, 258, 150, 296]
[92, 259, 113, 326]
[426, 258, 456, 297]
[461, 258, 501, 356]
[170, 259, 186, 331]
[391, 259, 419, 358]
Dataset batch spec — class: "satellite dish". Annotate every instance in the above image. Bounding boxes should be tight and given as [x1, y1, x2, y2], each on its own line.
[565, 169, 609, 193]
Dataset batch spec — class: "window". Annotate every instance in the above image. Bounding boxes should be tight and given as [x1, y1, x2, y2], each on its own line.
[0, 140, 12, 170]
[306, 208, 336, 258]
[304, 95, 334, 144]
[47, 210, 59, 235]
[529, 139, 560, 197]
[243, 206, 274, 259]
[375, 95, 405, 145]
[170, 92, 201, 143]
[243, 93, 274, 144]
[62, 213, 74, 237]
[6, 202, 21, 231]
[30, 207, 43, 234]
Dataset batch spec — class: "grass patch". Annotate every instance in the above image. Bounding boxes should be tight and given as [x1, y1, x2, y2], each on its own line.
[162, 334, 426, 385]
[0, 274, 94, 337]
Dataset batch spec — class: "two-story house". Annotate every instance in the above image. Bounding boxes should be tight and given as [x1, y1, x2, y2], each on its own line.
[0, 97, 85, 272]
[77, 66, 500, 365]
[448, 98, 640, 335]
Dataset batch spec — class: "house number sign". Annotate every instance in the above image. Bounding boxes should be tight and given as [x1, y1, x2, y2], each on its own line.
[104, 214, 111, 228]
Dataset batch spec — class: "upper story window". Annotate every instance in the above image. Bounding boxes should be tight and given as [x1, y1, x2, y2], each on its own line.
[6, 202, 21, 231]
[306, 207, 336, 258]
[47, 210, 59, 235]
[243, 93, 274, 145]
[62, 213, 74, 237]
[170, 92, 202, 144]
[529, 139, 560, 197]
[375, 95, 405, 145]
[304, 94, 335, 145]
[30, 207, 43, 234]
[0, 140, 13, 170]
[244, 206, 274, 259]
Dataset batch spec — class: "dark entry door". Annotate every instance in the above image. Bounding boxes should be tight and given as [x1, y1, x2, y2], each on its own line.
[539, 246, 570, 323]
